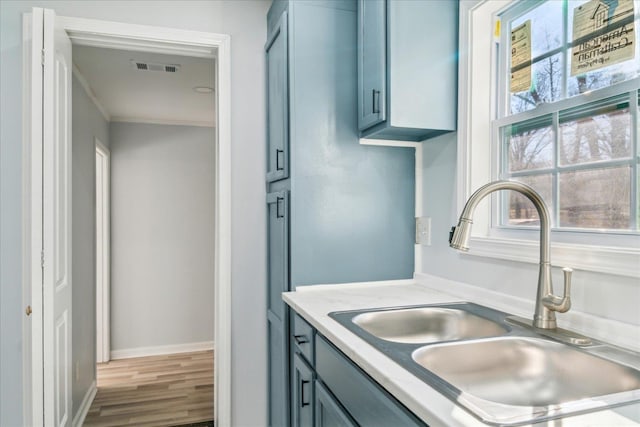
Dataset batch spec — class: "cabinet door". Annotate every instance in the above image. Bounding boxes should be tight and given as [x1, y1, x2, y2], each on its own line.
[266, 11, 289, 183]
[358, 0, 386, 131]
[267, 191, 290, 427]
[316, 335, 425, 426]
[292, 353, 314, 427]
[267, 191, 289, 321]
[315, 380, 358, 427]
[268, 316, 289, 427]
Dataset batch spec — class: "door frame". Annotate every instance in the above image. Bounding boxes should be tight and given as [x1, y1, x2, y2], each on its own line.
[22, 11, 232, 426]
[95, 138, 110, 364]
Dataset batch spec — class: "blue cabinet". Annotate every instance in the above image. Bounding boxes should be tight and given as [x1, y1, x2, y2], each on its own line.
[266, 11, 289, 183]
[267, 191, 290, 427]
[291, 312, 315, 427]
[292, 353, 314, 427]
[358, 0, 458, 141]
[315, 381, 358, 427]
[266, 1, 417, 425]
[315, 335, 425, 426]
[358, 0, 386, 130]
[288, 308, 427, 427]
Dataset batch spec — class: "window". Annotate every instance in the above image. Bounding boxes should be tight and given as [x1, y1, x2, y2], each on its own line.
[497, 0, 639, 233]
[458, 0, 640, 277]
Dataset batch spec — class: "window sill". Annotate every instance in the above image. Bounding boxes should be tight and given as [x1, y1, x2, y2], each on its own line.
[465, 236, 640, 278]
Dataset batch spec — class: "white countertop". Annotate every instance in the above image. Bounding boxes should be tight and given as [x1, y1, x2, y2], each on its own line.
[283, 275, 640, 427]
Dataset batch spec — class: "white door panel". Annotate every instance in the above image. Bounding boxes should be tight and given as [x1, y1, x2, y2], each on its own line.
[43, 8, 72, 427]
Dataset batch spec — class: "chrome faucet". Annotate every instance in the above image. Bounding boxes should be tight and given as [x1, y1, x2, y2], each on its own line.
[449, 180, 572, 330]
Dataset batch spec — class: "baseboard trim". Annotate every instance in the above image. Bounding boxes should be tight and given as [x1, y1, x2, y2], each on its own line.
[72, 380, 97, 427]
[110, 341, 214, 360]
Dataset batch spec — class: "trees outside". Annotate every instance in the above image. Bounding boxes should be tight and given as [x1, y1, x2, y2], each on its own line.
[504, 4, 636, 230]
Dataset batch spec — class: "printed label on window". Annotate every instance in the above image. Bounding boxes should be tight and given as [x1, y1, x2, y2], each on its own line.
[510, 20, 532, 92]
[571, 0, 635, 76]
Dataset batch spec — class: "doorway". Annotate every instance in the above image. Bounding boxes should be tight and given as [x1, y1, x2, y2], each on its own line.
[95, 140, 110, 365]
[24, 9, 232, 426]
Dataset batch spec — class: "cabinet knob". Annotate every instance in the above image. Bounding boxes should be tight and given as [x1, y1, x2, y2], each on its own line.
[26, 305, 32, 316]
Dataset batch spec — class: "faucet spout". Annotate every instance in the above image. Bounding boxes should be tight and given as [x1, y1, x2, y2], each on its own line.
[449, 180, 572, 330]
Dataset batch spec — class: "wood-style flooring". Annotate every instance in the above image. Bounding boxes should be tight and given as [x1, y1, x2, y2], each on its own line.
[83, 350, 214, 427]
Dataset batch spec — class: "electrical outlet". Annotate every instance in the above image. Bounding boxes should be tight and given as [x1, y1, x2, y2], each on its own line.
[415, 217, 431, 246]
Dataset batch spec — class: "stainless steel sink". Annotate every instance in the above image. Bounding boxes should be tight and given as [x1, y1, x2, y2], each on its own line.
[413, 337, 640, 416]
[329, 302, 640, 425]
[352, 307, 507, 344]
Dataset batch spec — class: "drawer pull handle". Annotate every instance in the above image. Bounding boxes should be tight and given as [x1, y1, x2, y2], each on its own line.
[301, 379, 311, 407]
[276, 197, 285, 218]
[276, 149, 284, 171]
[294, 334, 309, 345]
[372, 89, 381, 114]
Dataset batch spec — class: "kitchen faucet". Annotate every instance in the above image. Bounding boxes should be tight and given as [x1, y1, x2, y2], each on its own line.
[449, 180, 572, 330]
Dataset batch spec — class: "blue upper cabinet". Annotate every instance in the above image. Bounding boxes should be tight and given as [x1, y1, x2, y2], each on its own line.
[358, 0, 386, 130]
[266, 11, 289, 183]
[358, 0, 458, 142]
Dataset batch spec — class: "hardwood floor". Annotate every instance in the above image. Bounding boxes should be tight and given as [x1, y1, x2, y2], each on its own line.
[83, 350, 214, 427]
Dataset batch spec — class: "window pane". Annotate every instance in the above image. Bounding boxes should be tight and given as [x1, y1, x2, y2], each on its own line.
[510, 54, 564, 114]
[504, 117, 554, 172]
[512, 1, 563, 59]
[559, 166, 632, 229]
[504, 174, 554, 227]
[567, 0, 640, 96]
[559, 102, 632, 165]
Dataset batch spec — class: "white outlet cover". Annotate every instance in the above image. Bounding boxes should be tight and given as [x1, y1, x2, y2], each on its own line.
[416, 217, 431, 246]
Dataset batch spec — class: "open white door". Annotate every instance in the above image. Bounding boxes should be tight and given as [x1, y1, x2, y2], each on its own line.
[42, 8, 73, 427]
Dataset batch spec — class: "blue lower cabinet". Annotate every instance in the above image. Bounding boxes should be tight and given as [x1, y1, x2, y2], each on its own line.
[315, 380, 358, 427]
[288, 309, 427, 427]
[268, 314, 289, 427]
[292, 352, 314, 427]
[315, 335, 426, 426]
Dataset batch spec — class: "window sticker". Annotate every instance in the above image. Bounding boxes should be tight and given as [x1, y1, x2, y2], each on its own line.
[571, 0, 635, 76]
[511, 20, 532, 92]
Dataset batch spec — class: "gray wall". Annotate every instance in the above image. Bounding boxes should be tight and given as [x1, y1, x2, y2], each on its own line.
[71, 74, 110, 418]
[110, 122, 215, 351]
[0, 2, 268, 426]
[419, 132, 640, 327]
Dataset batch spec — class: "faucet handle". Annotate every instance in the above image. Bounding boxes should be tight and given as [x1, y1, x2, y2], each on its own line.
[542, 267, 573, 314]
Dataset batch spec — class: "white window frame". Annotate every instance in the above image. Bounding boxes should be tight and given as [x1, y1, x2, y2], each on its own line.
[457, 0, 640, 278]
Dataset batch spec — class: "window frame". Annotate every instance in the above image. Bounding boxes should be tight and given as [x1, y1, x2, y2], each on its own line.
[456, 0, 640, 278]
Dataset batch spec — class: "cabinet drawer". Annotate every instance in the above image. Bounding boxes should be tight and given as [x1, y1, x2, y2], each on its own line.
[315, 335, 425, 427]
[292, 312, 314, 365]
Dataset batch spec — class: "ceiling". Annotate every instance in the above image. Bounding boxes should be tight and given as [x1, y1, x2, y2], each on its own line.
[73, 45, 215, 127]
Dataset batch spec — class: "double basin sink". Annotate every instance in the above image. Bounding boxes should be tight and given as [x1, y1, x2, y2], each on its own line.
[329, 303, 640, 425]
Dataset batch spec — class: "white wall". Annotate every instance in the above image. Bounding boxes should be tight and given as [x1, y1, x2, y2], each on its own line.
[419, 132, 640, 327]
[110, 122, 215, 352]
[71, 74, 110, 418]
[0, 2, 268, 426]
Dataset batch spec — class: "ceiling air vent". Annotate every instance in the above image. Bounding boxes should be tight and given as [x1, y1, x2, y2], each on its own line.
[130, 60, 181, 73]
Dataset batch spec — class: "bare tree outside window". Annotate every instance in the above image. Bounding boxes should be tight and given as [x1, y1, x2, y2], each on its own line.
[501, 0, 639, 231]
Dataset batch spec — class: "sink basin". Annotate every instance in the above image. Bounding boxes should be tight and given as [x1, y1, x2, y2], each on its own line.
[351, 306, 507, 344]
[330, 303, 640, 424]
[413, 336, 640, 423]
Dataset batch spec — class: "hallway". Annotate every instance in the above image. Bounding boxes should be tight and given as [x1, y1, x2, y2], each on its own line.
[84, 351, 214, 427]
